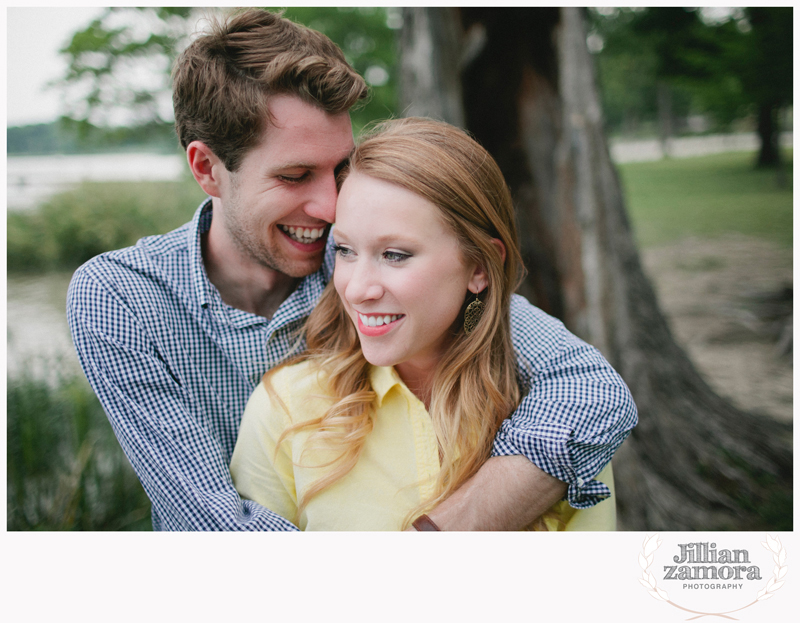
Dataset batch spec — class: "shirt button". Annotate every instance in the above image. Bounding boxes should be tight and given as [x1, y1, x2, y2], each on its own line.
[577, 477, 585, 488]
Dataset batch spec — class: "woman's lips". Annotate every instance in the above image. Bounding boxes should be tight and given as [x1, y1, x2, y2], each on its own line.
[357, 313, 404, 336]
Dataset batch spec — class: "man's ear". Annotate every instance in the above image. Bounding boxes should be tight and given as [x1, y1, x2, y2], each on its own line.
[186, 140, 226, 198]
[468, 238, 506, 294]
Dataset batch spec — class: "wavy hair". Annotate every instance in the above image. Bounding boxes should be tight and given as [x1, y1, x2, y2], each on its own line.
[269, 118, 527, 527]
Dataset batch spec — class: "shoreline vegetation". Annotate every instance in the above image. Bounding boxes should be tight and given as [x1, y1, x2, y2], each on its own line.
[6, 148, 792, 530]
[7, 363, 152, 530]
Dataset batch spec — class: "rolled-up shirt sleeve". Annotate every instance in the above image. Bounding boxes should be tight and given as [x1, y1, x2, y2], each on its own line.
[492, 294, 638, 509]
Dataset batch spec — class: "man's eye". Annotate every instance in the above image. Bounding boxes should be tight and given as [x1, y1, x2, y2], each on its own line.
[278, 172, 309, 184]
[384, 251, 410, 263]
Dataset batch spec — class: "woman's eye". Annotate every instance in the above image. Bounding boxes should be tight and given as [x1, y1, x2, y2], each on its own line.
[383, 251, 410, 263]
[333, 244, 354, 259]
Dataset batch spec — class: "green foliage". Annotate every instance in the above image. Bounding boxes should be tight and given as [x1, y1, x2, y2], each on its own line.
[590, 7, 793, 136]
[7, 120, 176, 155]
[61, 7, 194, 130]
[7, 178, 207, 272]
[590, 8, 702, 135]
[58, 7, 399, 145]
[7, 365, 152, 530]
[278, 7, 399, 134]
[739, 8, 793, 108]
[619, 150, 793, 249]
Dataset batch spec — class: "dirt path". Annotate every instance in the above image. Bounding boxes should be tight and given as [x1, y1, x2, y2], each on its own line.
[641, 233, 793, 422]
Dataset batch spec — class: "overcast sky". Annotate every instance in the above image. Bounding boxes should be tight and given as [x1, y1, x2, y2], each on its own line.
[7, 7, 105, 126]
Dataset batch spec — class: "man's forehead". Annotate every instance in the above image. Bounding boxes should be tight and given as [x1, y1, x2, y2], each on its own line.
[266, 94, 352, 130]
[257, 96, 354, 158]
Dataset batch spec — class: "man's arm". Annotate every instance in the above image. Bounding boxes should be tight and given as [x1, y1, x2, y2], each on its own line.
[425, 456, 566, 530]
[67, 264, 297, 531]
[420, 295, 637, 530]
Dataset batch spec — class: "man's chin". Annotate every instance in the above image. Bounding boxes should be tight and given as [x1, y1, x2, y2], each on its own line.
[263, 255, 324, 279]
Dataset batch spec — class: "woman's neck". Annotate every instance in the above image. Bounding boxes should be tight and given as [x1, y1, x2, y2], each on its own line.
[395, 359, 437, 409]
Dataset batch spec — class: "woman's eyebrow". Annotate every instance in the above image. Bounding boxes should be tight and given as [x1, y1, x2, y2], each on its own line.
[331, 227, 349, 242]
[370, 233, 418, 245]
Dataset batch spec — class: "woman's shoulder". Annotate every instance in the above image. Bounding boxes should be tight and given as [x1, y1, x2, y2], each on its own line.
[258, 359, 335, 420]
[266, 359, 330, 393]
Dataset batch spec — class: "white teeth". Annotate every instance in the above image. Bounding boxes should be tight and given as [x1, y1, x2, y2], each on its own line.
[359, 313, 400, 328]
[280, 225, 324, 243]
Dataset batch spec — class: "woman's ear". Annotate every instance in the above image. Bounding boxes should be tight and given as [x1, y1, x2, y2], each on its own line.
[468, 264, 489, 294]
[491, 238, 507, 264]
[186, 140, 225, 198]
[468, 238, 506, 294]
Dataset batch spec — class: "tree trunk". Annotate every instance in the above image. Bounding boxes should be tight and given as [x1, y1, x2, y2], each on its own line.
[399, 7, 792, 531]
[656, 81, 673, 159]
[756, 101, 781, 169]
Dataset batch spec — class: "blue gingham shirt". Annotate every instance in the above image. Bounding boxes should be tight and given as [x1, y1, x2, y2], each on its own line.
[67, 200, 637, 530]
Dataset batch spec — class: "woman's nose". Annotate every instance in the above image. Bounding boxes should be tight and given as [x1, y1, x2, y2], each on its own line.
[345, 261, 384, 305]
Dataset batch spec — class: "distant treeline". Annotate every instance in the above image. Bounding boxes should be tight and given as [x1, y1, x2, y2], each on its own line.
[8, 120, 177, 156]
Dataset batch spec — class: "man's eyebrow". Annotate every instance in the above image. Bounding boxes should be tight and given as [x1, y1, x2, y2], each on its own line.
[272, 161, 318, 171]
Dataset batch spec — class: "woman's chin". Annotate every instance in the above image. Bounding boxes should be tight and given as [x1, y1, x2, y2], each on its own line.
[361, 352, 397, 368]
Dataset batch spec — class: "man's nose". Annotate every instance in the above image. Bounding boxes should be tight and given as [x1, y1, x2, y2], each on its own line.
[304, 172, 338, 224]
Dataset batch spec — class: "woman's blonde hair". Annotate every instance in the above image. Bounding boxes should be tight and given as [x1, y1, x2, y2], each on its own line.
[270, 117, 526, 527]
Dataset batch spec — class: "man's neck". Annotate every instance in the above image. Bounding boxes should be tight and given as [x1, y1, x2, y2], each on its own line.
[201, 220, 299, 319]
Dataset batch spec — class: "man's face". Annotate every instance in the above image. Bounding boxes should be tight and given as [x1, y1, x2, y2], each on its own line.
[219, 95, 353, 278]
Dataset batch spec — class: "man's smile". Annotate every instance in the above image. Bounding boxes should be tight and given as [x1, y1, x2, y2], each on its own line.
[279, 224, 327, 244]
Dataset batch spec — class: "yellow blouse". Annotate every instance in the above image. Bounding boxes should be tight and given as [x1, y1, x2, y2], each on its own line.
[230, 362, 616, 531]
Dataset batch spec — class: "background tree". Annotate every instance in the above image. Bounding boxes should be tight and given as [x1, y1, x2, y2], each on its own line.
[590, 7, 793, 170]
[58, 7, 400, 143]
[732, 7, 793, 168]
[399, 7, 791, 530]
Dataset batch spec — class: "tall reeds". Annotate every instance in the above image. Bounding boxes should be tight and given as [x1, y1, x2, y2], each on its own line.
[7, 360, 152, 530]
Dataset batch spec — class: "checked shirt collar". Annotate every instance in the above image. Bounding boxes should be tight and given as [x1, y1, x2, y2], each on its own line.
[187, 198, 327, 333]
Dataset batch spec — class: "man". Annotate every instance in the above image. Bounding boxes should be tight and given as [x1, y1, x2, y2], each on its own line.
[67, 9, 636, 531]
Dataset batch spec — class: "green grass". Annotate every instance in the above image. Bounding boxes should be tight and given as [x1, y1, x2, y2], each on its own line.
[618, 150, 793, 249]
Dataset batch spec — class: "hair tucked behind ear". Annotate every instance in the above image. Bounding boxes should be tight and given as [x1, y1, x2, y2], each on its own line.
[267, 118, 535, 526]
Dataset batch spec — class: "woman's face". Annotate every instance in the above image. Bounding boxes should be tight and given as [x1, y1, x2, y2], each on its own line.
[333, 172, 486, 377]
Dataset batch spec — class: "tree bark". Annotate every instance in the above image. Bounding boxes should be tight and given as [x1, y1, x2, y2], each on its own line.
[656, 81, 673, 159]
[756, 101, 781, 168]
[399, 7, 792, 531]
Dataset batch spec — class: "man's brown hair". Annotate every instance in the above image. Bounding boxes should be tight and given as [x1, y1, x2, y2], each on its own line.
[173, 9, 368, 171]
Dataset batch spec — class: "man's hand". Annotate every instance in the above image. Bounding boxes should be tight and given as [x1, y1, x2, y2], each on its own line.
[412, 455, 567, 531]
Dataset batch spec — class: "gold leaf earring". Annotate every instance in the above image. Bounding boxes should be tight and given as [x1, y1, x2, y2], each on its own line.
[463, 298, 485, 335]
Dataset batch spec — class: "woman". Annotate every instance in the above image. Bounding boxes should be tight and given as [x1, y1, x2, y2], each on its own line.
[230, 118, 615, 530]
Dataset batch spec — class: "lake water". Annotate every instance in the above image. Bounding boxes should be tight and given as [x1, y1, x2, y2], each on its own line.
[7, 152, 186, 210]
[7, 272, 80, 382]
[6, 152, 186, 380]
